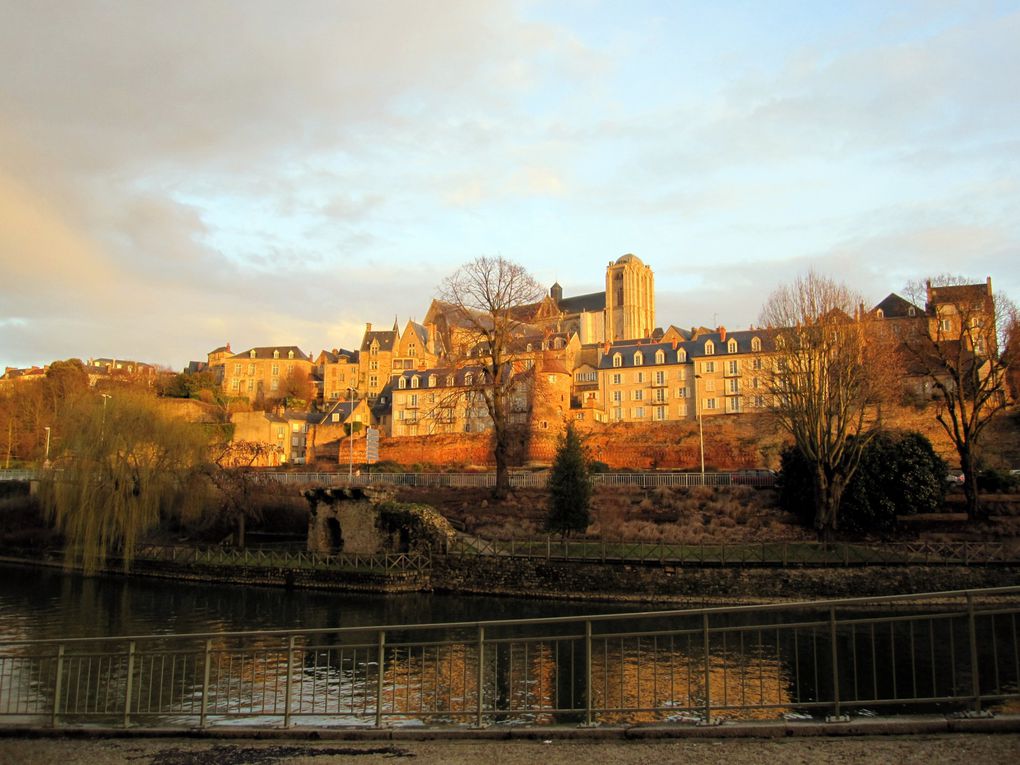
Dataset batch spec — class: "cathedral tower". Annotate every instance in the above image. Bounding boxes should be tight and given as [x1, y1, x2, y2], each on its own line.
[604, 254, 655, 341]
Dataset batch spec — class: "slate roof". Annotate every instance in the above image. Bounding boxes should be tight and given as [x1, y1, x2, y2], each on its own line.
[230, 346, 310, 361]
[404, 322, 429, 347]
[361, 330, 398, 352]
[872, 293, 922, 318]
[928, 282, 991, 307]
[557, 290, 606, 313]
[598, 330, 772, 369]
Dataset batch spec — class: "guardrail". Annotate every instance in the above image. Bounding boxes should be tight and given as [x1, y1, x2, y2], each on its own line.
[446, 537, 1020, 566]
[132, 545, 430, 573]
[1, 586, 1017, 729]
[255, 471, 776, 489]
[0, 469, 36, 482]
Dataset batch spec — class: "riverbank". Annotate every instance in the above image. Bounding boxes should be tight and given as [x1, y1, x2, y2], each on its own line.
[3, 550, 1019, 605]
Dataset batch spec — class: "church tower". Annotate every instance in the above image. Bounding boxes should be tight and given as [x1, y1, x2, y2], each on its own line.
[604, 254, 655, 341]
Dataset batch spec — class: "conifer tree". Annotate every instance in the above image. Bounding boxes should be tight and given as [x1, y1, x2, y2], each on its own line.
[546, 423, 591, 537]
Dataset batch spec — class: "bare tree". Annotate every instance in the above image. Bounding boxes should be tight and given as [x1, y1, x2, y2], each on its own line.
[207, 439, 283, 549]
[437, 256, 544, 498]
[903, 277, 1016, 518]
[760, 272, 898, 541]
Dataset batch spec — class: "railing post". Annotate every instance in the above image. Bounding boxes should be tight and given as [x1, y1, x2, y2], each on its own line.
[376, 630, 386, 727]
[967, 593, 981, 712]
[546, 536, 551, 561]
[123, 641, 135, 728]
[476, 625, 485, 728]
[782, 542, 788, 567]
[702, 613, 711, 725]
[283, 635, 296, 727]
[200, 639, 212, 727]
[827, 607, 845, 721]
[51, 644, 64, 728]
[843, 544, 849, 567]
[585, 620, 594, 727]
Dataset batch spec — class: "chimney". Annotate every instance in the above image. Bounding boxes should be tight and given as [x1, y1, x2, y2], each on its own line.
[671, 338, 679, 350]
[365, 322, 372, 333]
[718, 326, 726, 342]
[226, 342, 230, 352]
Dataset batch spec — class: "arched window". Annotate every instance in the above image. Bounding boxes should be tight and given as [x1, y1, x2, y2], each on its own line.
[428, 374, 437, 388]
[751, 336, 761, 353]
[446, 375, 454, 387]
[249, 350, 256, 358]
[704, 340, 715, 355]
[288, 350, 295, 359]
[411, 376, 419, 389]
[465, 372, 473, 387]
[655, 349, 665, 364]
[633, 351, 644, 366]
[273, 349, 280, 359]
[526, 343, 533, 352]
[678, 348, 687, 363]
[398, 377, 406, 389]
[727, 338, 737, 354]
[612, 353, 622, 368]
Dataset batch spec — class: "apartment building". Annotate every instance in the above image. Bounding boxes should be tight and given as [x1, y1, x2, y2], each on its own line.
[221, 346, 313, 402]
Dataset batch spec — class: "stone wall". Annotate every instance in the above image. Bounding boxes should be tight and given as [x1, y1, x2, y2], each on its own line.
[305, 487, 395, 554]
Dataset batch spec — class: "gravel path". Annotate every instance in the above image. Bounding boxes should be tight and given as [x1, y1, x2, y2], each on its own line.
[2, 735, 1019, 765]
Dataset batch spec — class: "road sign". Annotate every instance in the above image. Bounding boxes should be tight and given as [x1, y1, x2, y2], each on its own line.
[365, 427, 379, 464]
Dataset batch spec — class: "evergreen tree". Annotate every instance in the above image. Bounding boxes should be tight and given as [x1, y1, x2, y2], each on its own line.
[546, 424, 592, 537]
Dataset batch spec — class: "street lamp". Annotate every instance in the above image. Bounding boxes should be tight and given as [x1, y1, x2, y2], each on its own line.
[693, 374, 705, 480]
[346, 386, 358, 483]
[43, 426, 51, 469]
[100, 393, 112, 441]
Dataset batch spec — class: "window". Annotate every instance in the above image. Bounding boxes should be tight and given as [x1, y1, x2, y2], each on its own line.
[751, 337, 761, 352]
[292, 423, 301, 432]
[702, 361, 715, 373]
[654, 406, 667, 421]
[409, 394, 418, 408]
[632, 406, 645, 419]
[908, 307, 916, 317]
[654, 370, 666, 386]
[612, 373, 622, 385]
[632, 389, 643, 401]
[727, 397, 740, 413]
[612, 353, 622, 368]
[369, 375, 378, 388]
[554, 338, 563, 349]
[446, 375, 454, 387]
[332, 413, 340, 422]
[273, 350, 280, 359]
[271, 364, 279, 376]
[704, 340, 715, 355]
[247, 379, 254, 392]
[754, 395, 765, 409]
[526, 343, 533, 352]
[655, 349, 665, 364]
[633, 351, 643, 366]
[370, 360, 378, 371]
[575, 370, 597, 382]
[653, 388, 667, 402]
[612, 407, 623, 422]
[247, 363, 255, 375]
[634, 371, 645, 384]
[678, 348, 687, 362]
[270, 378, 279, 391]
[728, 378, 739, 393]
[705, 398, 717, 410]
[233, 363, 242, 375]
[727, 338, 737, 353]
[705, 379, 715, 391]
[612, 391, 622, 403]
[676, 386, 687, 398]
[411, 376, 419, 389]
[752, 377, 759, 389]
[939, 318, 952, 333]
[429, 375, 437, 387]
[288, 350, 295, 359]
[398, 377, 406, 389]
[231, 379, 240, 391]
[409, 343, 417, 357]
[249, 350, 256, 359]
[370, 344, 378, 356]
[727, 360, 738, 375]
[465, 372, 473, 386]
[753, 357, 762, 370]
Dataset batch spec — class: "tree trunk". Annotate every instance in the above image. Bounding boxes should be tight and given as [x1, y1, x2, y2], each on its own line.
[960, 448, 980, 519]
[237, 512, 246, 551]
[813, 469, 845, 545]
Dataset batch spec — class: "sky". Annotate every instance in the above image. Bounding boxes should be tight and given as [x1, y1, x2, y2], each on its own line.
[1, 1, 1018, 371]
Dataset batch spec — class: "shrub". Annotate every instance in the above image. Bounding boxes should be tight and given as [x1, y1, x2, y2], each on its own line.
[545, 424, 592, 537]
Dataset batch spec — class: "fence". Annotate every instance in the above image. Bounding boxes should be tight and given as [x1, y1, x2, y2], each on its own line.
[0, 586, 1017, 729]
[255, 471, 776, 489]
[446, 537, 1020, 566]
[132, 545, 430, 573]
[0, 469, 35, 482]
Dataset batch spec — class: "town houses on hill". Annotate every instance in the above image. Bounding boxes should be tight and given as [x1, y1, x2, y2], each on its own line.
[1, 256, 1001, 467]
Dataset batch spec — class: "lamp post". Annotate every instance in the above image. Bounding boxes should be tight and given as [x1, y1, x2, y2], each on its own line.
[347, 386, 358, 483]
[43, 426, 51, 469]
[693, 374, 705, 480]
[100, 393, 112, 441]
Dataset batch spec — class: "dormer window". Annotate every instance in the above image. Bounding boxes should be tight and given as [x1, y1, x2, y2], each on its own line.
[678, 348, 687, 363]
[876, 309, 884, 319]
[751, 337, 761, 353]
[655, 349, 665, 364]
[704, 340, 715, 355]
[465, 372, 473, 386]
[633, 351, 643, 366]
[273, 349, 280, 359]
[249, 350, 256, 359]
[428, 374, 437, 387]
[526, 343, 533, 352]
[612, 353, 622, 368]
[727, 338, 737, 354]
[411, 376, 419, 389]
[446, 375, 454, 387]
[554, 338, 563, 349]
[288, 350, 295, 359]
[398, 377, 406, 389]
[908, 307, 916, 317]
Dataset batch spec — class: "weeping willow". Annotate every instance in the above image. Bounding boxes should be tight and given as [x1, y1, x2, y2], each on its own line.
[41, 391, 210, 574]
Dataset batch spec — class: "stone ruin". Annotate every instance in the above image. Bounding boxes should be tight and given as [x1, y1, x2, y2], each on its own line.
[303, 486, 455, 555]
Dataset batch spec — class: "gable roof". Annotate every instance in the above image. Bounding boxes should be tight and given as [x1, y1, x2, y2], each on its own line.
[361, 330, 398, 352]
[872, 293, 921, 318]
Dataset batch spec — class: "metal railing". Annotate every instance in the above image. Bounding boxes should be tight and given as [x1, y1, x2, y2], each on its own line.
[446, 537, 1020, 566]
[255, 471, 776, 489]
[132, 545, 431, 573]
[1, 586, 1017, 729]
[0, 469, 35, 482]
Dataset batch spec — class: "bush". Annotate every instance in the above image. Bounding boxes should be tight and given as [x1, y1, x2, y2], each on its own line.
[546, 424, 592, 537]
[778, 431, 946, 535]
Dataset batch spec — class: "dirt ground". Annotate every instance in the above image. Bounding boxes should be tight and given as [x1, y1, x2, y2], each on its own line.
[2, 734, 1019, 765]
